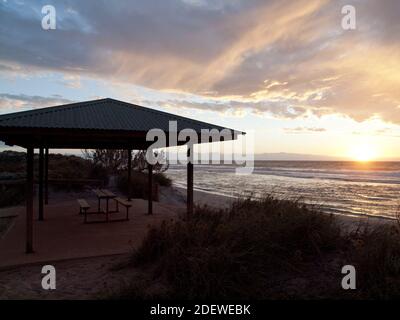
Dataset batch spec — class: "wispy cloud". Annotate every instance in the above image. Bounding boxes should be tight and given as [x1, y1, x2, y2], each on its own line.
[284, 126, 327, 134]
[0, 93, 73, 111]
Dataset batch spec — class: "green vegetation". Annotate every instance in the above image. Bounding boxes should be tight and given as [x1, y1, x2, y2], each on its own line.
[0, 150, 95, 180]
[0, 184, 25, 208]
[111, 197, 400, 300]
[153, 172, 172, 187]
[112, 149, 171, 199]
[0, 151, 99, 198]
[349, 223, 400, 299]
[116, 171, 171, 200]
[86, 149, 171, 198]
[0, 217, 14, 236]
[0, 150, 171, 207]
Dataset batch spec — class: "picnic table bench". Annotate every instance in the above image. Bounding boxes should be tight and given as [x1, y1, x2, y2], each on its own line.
[77, 198, 91, 223]
[113, 197, 132, 221]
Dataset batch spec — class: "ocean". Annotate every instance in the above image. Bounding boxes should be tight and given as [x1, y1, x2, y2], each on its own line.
[166, 161, 400, 219]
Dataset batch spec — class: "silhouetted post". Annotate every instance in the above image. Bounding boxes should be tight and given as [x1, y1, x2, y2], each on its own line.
[44, 148, 49, 205]
[38, 147, 44, 221]
[26, 147, 34, 253]
[127, 149, 132, 201]
[187, 146, 193, 215]
[148, 164, 153, 215]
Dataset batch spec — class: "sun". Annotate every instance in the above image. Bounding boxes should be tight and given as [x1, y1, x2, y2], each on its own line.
[349, 143, 377, 162]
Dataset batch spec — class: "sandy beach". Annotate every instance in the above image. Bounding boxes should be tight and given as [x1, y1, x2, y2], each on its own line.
[161, 185, 236, 209]
[0, 254, 136, 299]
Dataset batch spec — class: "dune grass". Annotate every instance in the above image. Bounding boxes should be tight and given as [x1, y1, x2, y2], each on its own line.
[0, 217, 14, 238]
[348, 223, 400, 299]
[116, 171, 171, 200]
[112, 197, 341, 299]
[109, 196, 400, 300]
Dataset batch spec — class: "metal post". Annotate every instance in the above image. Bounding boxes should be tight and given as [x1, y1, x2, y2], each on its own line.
[44, 148, 49, 205]
[127, 149, 132, 201]
[26, 147, 34, 253]
[187, 145, 193, 215]
[38, 147, 44, 221]
[148, 164, 153, 215]
[187, 162, 193, 215]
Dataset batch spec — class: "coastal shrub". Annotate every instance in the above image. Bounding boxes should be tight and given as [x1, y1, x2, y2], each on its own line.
[49, 157, 91, 191]
[47, 153, 92, 180]
[0, 216, 14, 236]
[116, 171, 160, 200]
[347, 223, 400, 299]
[82, 149, 127, 173]
[88, 164, 109, 186]
[82, 149, 170, 174]
[0, 151, 108, 192]
[124, 196, 344, 299]
[108, 196, 400, 299]
[0, 183, 25, 208]
[0, 151, 94, 181]
[0, 151, 26, 173]
[153, 172, 172, 187]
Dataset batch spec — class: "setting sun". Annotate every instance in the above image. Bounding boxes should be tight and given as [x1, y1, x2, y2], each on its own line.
[349, 143, 377, 162]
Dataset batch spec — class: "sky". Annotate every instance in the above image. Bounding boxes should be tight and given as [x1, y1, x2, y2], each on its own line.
[0, 0, 399, 160]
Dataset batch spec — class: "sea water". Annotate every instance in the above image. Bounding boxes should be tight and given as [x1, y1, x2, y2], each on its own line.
[166, 161, 400, 219]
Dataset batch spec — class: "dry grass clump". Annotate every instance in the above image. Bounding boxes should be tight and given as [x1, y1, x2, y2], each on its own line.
[348, 223, 400, 299]
[116, 171, 171, 200]
[123, 196, 346, 299]
[109, 196, 400, 300]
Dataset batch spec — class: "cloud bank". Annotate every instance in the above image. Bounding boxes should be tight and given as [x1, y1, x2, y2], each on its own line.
[0, 0, 399, 123]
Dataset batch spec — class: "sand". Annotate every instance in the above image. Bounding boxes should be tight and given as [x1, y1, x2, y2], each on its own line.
[0, 254, 135, 299]
[162, 185, 236, 209]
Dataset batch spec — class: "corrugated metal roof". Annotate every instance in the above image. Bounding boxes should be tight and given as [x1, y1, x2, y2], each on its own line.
[0, 98, 239, 133]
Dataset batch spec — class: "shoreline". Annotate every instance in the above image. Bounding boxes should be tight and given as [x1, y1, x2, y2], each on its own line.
[170, 185, 396, 230]
[170, 181, 397, 221]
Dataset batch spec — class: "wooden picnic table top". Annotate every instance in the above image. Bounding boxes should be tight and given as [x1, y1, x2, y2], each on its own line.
[92, 188, 116, 198]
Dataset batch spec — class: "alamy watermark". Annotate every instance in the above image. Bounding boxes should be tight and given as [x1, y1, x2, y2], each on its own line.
[341, 5, 356, 30]
[145, 121, 254, 174]
[341, 265, 356, 290]
[41, 265, 56, 290]
[40, 5, 357, 32]
[41, 5, 56, 30]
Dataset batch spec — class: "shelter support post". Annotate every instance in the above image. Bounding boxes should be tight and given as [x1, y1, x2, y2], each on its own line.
[187, 144, 194, 215]
[38, 147, 44, 221]
[127, 149, 132, 201]
[26, 147, 34, 253]
[187, 162, 193, 215]
[44, 148, 49, 205]
[148, 164, 153, 215]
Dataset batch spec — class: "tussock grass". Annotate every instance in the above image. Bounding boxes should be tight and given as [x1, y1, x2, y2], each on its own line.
[116, 171, 171, 200]
[111, 196, 400, 300]
[0, 216, 14, 237]
[121, 197, 344, 299]
[348, 224, 400, 299]
[0, 184, 25, 208]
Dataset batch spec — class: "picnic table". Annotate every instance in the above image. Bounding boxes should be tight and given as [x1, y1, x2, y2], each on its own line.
[92, 188, 116, 221]
[78, 189, 131, 224]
